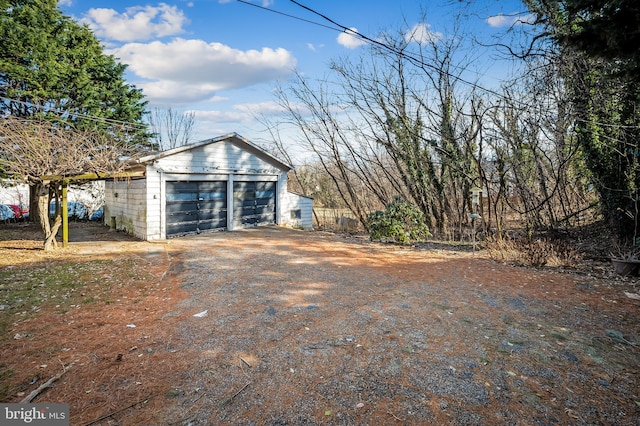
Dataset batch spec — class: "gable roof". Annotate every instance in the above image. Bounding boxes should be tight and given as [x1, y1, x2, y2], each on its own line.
[134, 133, 293, 172]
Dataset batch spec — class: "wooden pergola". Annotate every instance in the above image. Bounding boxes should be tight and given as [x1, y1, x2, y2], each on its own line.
[43, 169, 145, 247]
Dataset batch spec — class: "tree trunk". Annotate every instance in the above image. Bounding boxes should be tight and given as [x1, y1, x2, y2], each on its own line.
[34, 181, 58, 251]
[28, 184, 38, 223]
[45, 216, 62, 251]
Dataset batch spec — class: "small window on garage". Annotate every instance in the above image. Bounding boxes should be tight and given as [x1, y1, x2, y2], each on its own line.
[291, 209, 301, 219]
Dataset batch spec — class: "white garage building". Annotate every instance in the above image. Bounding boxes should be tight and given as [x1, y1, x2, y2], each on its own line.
[104, 133, 312, 240]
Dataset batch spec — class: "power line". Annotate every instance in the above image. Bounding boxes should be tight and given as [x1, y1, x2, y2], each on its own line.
[1, 96, 147, 130]
[239, 0, 639, 131]
[236, 0, 341, 32]
[287, 0, 512, 102]
[236, 0, 531, 108]
[237, 0, 503, 91]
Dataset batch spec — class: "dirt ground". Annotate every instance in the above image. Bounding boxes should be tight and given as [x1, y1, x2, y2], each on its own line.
[1, 222, 639, 425]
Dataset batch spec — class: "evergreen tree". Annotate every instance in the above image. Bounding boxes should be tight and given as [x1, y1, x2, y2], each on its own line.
[0, 0, 147, 133]
[525, 0, 640, 242]
[0, 0, 150, 248]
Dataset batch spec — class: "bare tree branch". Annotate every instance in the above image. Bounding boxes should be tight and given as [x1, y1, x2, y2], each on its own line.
[0, 117, 145, 249]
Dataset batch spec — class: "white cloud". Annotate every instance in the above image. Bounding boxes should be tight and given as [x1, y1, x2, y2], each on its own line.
[234, 101, 285, 115]
[209, 96, 229, 102]
[192, 101, 285, 124]
[307, 43, 325, 52]
[486, 13, 536, 28]
[135, 80, 220, 105]
[486, 15, 509, 27]
[58, 0, 73, 6]
[109, 38, 296, 104]
[337, 28, 367, 49]
[404, 23, 442, 45]
[81, 3, 188, 42]
[192, 110, 251, 124]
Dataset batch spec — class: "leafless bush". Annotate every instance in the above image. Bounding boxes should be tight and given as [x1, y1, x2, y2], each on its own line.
[335, 216, 360, 232]
[485, 234, 580, 267]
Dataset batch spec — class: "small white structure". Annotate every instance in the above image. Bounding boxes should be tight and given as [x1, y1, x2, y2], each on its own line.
[104, 133, 312, 240]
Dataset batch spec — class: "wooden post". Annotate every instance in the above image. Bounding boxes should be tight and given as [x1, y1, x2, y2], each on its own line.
[62, 183, 69, 248]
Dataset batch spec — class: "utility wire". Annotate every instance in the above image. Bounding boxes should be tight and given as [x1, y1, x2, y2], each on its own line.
[237, 0, 536, 111]
[1, 96, 147, 130]
[246, 0, 639, 131]
[236, 0, 341, 32]
[237, 0, 498, 89]
[287, 0, 516, 103]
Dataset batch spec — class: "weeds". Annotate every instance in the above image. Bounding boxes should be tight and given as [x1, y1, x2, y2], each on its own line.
[484, 234, 581, 267]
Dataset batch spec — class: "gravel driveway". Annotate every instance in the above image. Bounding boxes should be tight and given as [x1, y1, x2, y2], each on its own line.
[155, 227, 639, 425]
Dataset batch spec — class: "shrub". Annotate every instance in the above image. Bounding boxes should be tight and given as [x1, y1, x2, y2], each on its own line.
[367, 198, 431, 244]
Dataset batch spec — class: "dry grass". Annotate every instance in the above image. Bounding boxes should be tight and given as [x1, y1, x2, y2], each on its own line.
[0, 222, 189, 424]
[483, 235, 582, 267]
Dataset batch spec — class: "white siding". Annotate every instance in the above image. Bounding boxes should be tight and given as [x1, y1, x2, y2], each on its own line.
[153, 140, 280, 175]
[281, 192, 314, 230]
[148, 140, 284, 238]
[276, 172, 288, 226]
[104, 179, 148, 239]
[145, 166, 163, 240]
[104, 136, 312, 240]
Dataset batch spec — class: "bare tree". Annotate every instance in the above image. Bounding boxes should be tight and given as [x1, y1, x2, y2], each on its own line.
[0, 118, 143, 250]
[272, 11, 595, 241]
[483, 54, 592, 237]
[148, 107, 196, 151]
[273, 74, 379, 227]
[275, 19, 484, 237]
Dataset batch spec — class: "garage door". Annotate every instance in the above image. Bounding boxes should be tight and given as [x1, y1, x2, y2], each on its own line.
[233, 181, 276, 228]
[166, 181, 227, 237]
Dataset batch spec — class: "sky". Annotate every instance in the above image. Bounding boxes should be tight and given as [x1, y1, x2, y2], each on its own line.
[57, 0, 535, 152]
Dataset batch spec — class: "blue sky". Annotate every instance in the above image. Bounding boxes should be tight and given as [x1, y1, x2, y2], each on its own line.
[57, 0, 534, 145]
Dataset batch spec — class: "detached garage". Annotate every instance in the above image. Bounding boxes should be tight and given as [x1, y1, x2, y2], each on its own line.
[104, 133, 312, 240]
